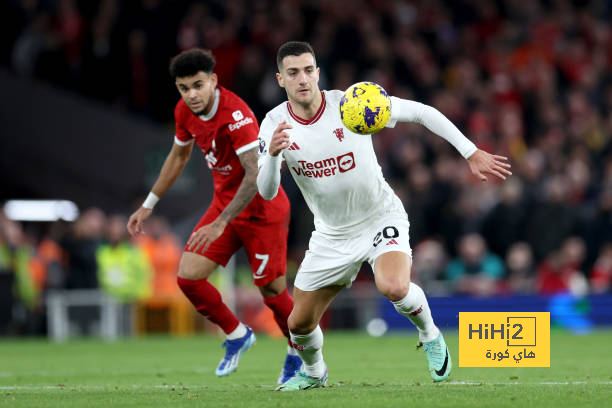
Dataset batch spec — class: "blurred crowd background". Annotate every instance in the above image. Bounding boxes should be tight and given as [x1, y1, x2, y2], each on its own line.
[1, 0, 612, 337]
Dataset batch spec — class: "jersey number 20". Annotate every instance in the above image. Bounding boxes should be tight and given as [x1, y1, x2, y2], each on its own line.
[373, 226, 399, 247]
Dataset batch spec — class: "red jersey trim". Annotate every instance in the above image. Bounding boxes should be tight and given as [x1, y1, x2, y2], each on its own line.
[287, 92, 326, 125]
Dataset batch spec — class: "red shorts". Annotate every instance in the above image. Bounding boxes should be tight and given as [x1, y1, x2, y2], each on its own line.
[185, 206, 289, 287]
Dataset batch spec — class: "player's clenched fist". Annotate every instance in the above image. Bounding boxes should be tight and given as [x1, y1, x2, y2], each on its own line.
[269, 121, 292, 156]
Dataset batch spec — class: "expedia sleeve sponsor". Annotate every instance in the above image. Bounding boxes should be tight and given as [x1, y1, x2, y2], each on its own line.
[229, 116, 254, 132]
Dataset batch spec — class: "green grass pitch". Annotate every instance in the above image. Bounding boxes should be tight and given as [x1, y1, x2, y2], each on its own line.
[1, 329, 611, 407]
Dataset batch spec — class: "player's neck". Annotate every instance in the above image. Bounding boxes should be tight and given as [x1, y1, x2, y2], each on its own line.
[202, 87, 218, 116]
[288, 91, 323, 120]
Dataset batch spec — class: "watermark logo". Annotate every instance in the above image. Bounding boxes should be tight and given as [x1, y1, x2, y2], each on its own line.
[459, 312, 549, 367]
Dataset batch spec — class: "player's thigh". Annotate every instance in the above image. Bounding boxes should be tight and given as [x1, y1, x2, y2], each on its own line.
[367, 214, 413, 300]
[235, 218, 288, 288]
[289, 285, 344, 334]
[295, 231, 364, 291]
[183, 207, 242, 270]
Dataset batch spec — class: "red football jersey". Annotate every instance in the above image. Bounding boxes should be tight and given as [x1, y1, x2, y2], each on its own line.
[174, 86, 289, 222]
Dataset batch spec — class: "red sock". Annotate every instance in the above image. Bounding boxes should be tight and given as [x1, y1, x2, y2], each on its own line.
[263, 289, 293, 342]
[177, 277, 239, 334]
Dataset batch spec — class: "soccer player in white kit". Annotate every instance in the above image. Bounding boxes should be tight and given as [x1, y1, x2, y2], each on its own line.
[257, 41, 512, 391]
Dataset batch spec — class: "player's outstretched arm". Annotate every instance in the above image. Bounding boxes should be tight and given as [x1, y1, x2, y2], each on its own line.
[389, 97, 511, 181]
[187, 147, 259, 252]
[257, 121, 291, 200]
[127, 141, 193, 236]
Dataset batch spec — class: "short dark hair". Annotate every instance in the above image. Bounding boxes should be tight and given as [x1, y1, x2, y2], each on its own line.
[169, 48, 215, 80]
[276, 41, 316, 71]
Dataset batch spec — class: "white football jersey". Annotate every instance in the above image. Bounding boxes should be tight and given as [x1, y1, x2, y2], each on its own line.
[257, 89, 406, 236]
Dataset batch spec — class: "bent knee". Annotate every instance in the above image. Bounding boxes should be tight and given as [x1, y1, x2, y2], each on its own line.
[377, 280, 409, 302]
[288, 314, 318, 335]
[178, 253, 216, 280]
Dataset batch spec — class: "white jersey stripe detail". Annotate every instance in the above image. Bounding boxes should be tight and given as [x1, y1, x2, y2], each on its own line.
[235, 140, 259, 155]
[197, 88, 221, 121]
[174, 136, 194, 146]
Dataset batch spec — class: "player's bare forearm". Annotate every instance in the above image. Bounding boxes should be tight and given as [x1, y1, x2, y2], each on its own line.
[128, 142, 193, 236]
[215, 148, 259, 226]
[150, 142, 193, 197]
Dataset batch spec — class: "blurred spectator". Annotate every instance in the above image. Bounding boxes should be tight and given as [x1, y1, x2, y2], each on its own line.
[96, 215, 152, 302]
[4, 219, 44, 311]
[3, 218, 47, 334]
[0, 212, 15, 334]
[445, 233, 505, 296]
[505, 242, 536, 295]
[411, 239, 450, 296]
[536, 237, 587, 295]
[524, 175, 579, 262]
[134, 216, 194, 335]
[585, 183, 612, 262]
[589, 244, 612, 294]
[60, 207, 106, 289]
[135, 215, 181, 300]
[37, 221, 67, 290]
[481, 178, 529, 258]
[439, 188, 486, 254]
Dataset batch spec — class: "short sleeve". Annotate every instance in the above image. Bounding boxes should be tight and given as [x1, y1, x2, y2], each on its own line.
[174, 103, 193, 145]
[257, 115, 283, 168]
[228, 107, 259, 155]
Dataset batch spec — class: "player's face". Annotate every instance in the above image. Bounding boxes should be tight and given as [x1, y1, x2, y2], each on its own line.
[277, 53, 320, 107]
[175, 71, 218, 115]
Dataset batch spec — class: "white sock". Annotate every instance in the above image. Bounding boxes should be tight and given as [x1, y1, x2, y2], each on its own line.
[290, 326, 325, 377]
[226, 322, 247, 340]
[391, 282, 439, 342]
[287, 345, 299, 356]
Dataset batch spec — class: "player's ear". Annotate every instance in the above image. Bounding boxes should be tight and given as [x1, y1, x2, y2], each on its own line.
[174, 78, 184, 93]
[210, 72, 218, 88]
[276, 72, 285, 88]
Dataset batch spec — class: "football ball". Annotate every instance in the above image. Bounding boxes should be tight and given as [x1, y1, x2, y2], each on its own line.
[339, 82, 391, 134]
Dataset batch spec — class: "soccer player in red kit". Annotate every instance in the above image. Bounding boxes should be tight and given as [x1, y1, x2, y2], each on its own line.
[127, 49, 300, 383]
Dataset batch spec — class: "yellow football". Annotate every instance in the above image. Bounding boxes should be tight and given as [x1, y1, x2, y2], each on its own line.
[339, 82, 391, 134]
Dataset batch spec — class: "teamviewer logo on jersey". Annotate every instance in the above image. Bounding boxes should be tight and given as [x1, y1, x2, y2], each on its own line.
[337, 152, 355, 172]
[290, 152, 356, 178]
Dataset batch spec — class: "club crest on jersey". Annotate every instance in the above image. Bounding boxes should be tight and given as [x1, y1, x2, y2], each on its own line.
[333, 128, 344, 142]
[232, 110, 244, 121]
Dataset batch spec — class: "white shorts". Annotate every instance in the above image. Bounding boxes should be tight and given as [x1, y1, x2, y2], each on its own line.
[294, 212, 412, 291]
